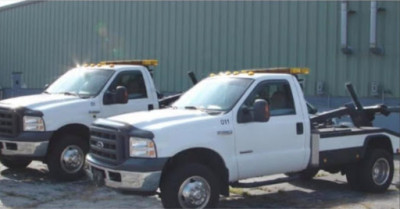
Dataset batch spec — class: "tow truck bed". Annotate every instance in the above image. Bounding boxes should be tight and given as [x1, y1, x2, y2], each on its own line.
[316, 127, 400, 168]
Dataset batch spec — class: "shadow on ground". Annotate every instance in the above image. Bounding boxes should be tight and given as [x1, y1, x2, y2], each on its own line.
[0, 167, 95, 208]
[220, 178, 399, 208]
[0, 157, 398, 208]
[1, 167, 50, 183]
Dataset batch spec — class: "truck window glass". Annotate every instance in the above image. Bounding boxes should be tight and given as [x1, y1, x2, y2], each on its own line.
[45, 69, 114, 97]
[243, 81, 296, 116]
[173, 77, 253, 112]
[108, 71, 148, 99]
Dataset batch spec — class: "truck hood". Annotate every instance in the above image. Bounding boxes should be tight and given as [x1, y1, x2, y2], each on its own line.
[0, 94, 82, 111]
[108, 108, 212, 130]
[105, 108, 232, 160]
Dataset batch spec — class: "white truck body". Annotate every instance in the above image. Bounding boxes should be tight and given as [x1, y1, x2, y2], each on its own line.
[86, 70, 400, 208]
[0, 62, 160, 180]
[0, 65, 159, 130]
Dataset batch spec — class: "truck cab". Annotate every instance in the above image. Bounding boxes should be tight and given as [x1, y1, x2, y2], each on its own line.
[0, 60, 160, 180]
[85, 68, 400, 208]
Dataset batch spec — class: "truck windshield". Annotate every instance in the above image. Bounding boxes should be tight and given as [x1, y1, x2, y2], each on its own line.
[173, 77, 253, 112]
[45, 68, 114, 97]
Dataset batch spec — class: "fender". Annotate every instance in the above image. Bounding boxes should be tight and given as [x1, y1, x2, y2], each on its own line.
[362, 134, 393, 157]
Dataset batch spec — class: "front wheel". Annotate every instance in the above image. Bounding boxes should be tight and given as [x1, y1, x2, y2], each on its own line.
[358, 149, 394, 193]
[47, 134, 88, 181]
[0, 157, 32, 169]
[160, 163, 220, 208]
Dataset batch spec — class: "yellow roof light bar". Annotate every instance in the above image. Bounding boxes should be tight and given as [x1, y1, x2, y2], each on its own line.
[209, 67, 309, 77]
[249, 67, 310, 75]
[99, 59, 158, 67]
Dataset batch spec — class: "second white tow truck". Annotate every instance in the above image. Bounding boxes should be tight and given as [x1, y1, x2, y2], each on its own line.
[0, 60, 168, 180]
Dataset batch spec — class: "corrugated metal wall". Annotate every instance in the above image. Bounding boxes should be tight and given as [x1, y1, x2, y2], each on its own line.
[0, 1, 399, 97]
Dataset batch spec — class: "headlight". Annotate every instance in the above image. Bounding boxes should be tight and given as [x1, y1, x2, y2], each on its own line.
[129, 137, 156, 158]
[23, 116, 45, 131]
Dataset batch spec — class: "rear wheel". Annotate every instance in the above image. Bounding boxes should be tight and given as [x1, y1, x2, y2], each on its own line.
[47, 134, 88, 181]
[0, 157, 31, 169]
[160, 163, 220, 208]
[358, 149, 393, 193]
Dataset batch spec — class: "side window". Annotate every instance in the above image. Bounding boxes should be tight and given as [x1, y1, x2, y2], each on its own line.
[108, 71, 148, 99]
[242, 81, 296, 116]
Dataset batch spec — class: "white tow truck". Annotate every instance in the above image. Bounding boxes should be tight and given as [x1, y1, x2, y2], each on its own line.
[85, 68, 400, 208]
[0, 59, 174, 180]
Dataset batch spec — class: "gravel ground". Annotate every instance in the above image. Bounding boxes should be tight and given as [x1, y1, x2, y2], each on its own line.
[0, 156, 399, 209]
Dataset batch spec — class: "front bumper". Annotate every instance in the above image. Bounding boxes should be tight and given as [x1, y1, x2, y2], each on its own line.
[0, 132, 53, 157]
[85, 154, 168, 192]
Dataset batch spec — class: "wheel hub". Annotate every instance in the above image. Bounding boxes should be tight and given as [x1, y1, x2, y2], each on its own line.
[179, 176, 211, 208]
[60, 145, 84, 174]
[372, 157, 390, 186]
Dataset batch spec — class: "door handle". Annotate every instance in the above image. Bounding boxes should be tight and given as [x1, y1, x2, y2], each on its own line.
[240, 150, 253, 154]
[148, 104, 154, 110]
[296, 122, 304, 135]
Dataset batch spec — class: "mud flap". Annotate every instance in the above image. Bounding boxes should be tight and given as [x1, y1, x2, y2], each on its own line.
[92, 168, 105, 187]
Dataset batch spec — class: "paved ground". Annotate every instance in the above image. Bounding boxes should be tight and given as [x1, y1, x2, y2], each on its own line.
[0, 156, 399, 209]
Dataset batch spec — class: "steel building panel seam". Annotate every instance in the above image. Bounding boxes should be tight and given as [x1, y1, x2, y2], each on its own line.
[0, 1, 398, 97]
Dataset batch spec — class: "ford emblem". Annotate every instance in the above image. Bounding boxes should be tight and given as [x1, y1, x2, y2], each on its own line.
[96, 141, 104, 148]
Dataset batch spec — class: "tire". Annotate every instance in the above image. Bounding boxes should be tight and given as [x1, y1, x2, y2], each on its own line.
[0, 157, 31, 169]
[358, 149, 394, 193]
[47, 134, 88, 181]
[160, 163, 220, 209]
[286, 168, 319, 180]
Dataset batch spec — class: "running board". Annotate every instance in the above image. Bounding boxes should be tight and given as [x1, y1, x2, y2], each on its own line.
[230, 175, 299, 188]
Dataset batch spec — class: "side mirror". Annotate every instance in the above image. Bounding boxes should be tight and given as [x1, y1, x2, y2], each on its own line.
[253, 99, 270, 122]
[103, 91, 113, 105]
[103, 86, 128, 105]
[115, 86, 128, 104]
[237, 106, 251, 123]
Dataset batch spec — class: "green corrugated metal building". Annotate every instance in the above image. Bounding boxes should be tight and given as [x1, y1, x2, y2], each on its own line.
[0, 1, 399, 98]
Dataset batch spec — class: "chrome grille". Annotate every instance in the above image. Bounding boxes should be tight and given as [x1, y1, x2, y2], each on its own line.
[89, 126, 125, 165]
[0, 108, 18, 137]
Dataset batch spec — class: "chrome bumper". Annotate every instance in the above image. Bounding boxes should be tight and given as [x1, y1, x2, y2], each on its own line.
[85, 160, 161, 192]
[0, 139, 48, 156]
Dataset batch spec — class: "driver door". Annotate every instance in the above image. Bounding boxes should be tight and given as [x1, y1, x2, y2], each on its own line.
[234, 79, 308, 179]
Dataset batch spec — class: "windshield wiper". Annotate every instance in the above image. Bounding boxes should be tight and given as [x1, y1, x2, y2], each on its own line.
[62, 92, 78, 96]
[184, 106, 198, 110]
[205, 110, 224, 115]
[64, 92, 90, 99]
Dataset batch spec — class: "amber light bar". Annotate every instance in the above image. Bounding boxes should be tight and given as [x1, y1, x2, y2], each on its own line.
[99, 59, 158, 67]
[249, 67, 310, 75]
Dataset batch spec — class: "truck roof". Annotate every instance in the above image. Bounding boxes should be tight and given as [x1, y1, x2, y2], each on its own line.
[213, 73, 294, 81]
[77, 64, 148, 72]
[208, 67, 309, 81]
[76, 59, 158, 72]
